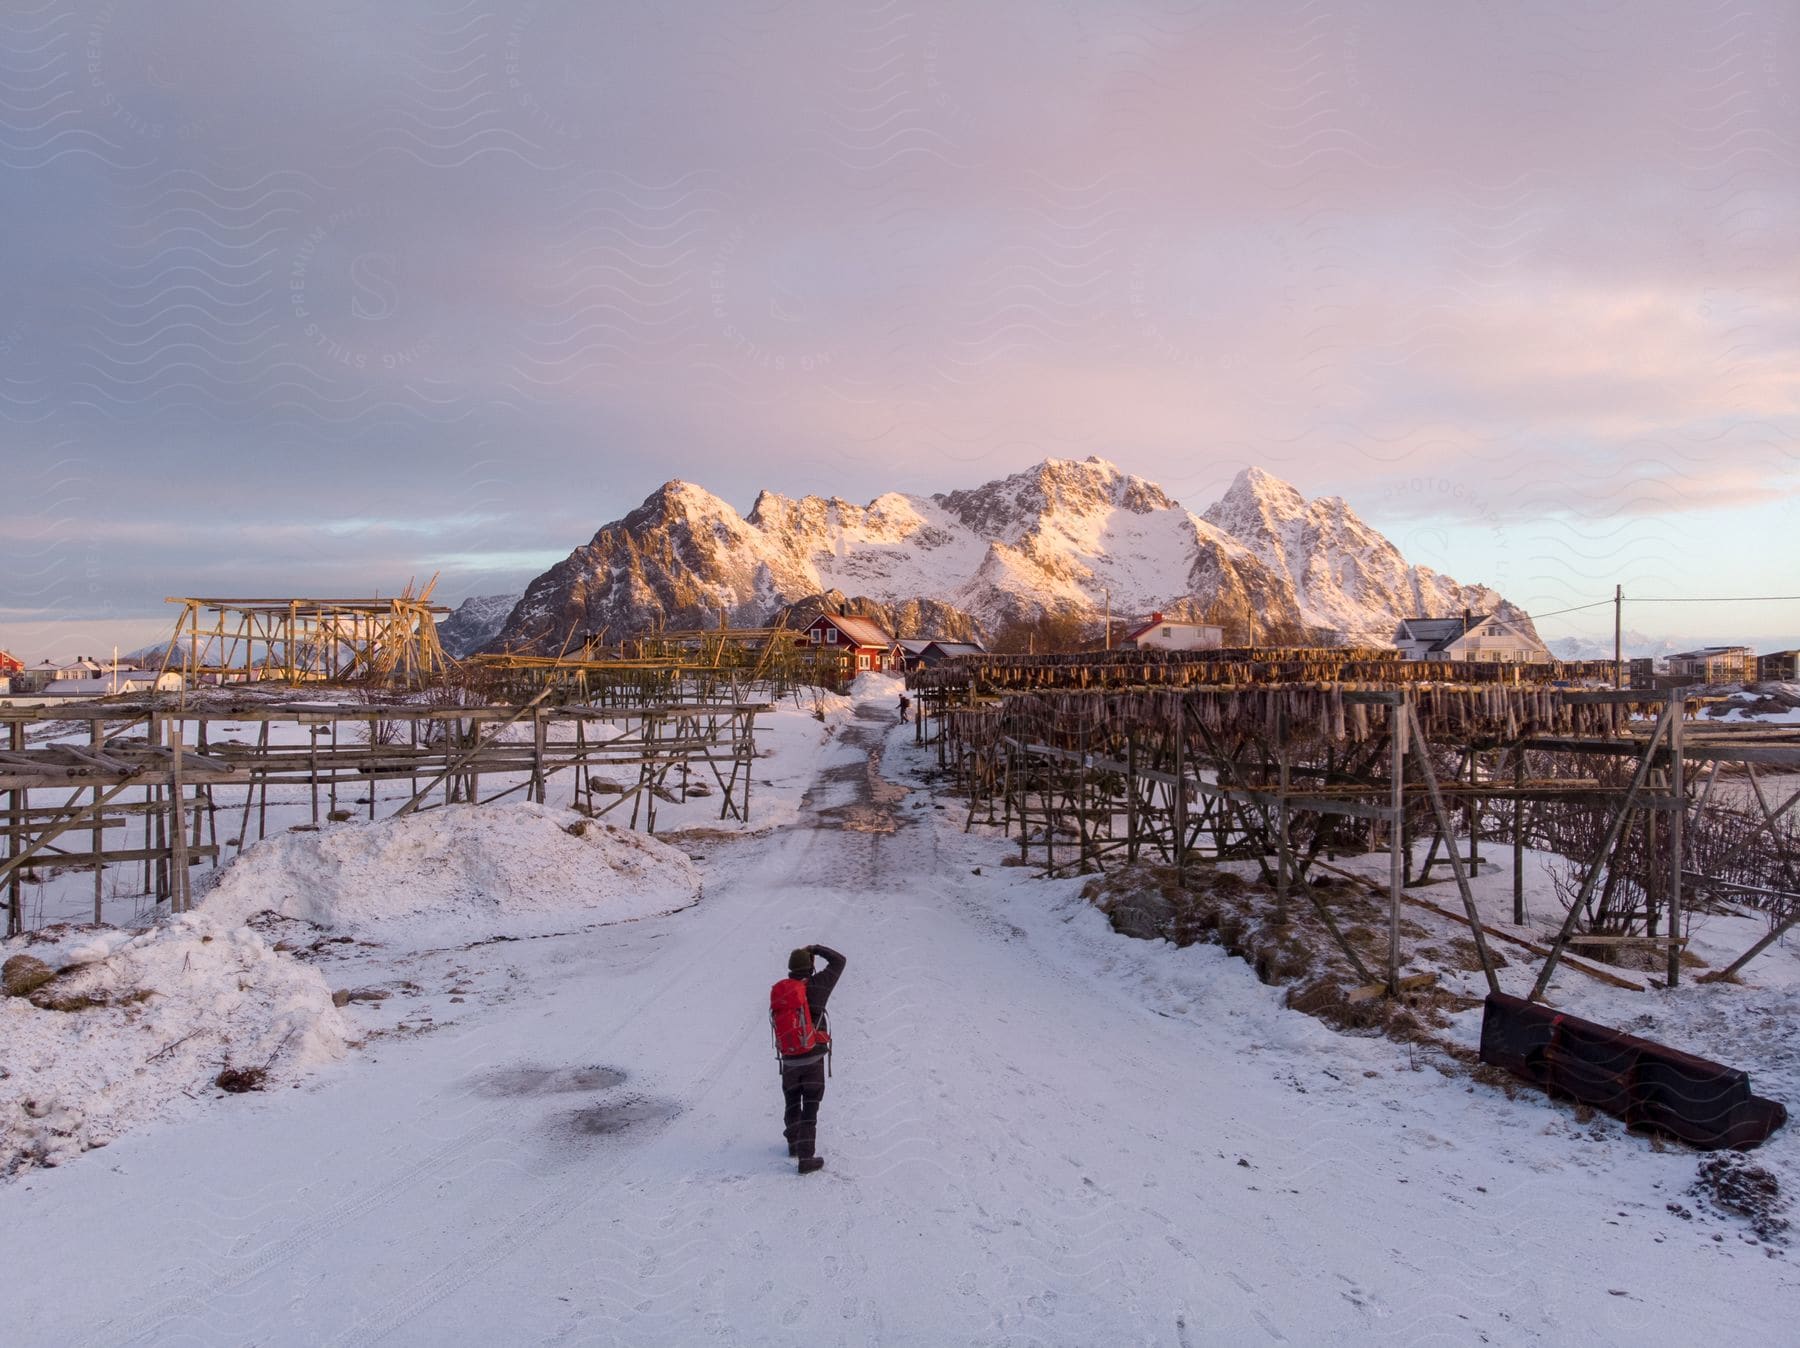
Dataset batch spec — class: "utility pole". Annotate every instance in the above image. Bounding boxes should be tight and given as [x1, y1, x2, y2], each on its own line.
[1104, 589, 1112, 650]
[1614, 584, 1623, 689]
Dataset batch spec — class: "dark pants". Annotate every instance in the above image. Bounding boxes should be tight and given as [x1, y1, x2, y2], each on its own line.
[781, 1058, 826, 1159]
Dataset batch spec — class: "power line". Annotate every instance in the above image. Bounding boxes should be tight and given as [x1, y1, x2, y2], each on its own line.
[1630, 594, 1800, 603]
[1528, 598, 1615, 619]
[1530, 594, 1800, 616]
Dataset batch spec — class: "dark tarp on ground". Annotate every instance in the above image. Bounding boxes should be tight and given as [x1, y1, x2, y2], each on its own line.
[1479, 992, 1787, 1150]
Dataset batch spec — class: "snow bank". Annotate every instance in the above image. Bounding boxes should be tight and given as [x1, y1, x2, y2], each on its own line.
[0, 916, 348, 1174]
[847, 671, 904, 700]
[199, 802, 702, 945]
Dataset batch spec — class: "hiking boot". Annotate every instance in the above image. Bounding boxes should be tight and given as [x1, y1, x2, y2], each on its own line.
[788, 1142, 799, 1158]
[797, 1156, 824, 1175]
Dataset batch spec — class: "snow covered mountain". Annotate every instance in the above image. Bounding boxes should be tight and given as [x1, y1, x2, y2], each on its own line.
[489, 458, 1533, 651]
[436, 594, 521, 659]
[1199, 467, 1532, 643]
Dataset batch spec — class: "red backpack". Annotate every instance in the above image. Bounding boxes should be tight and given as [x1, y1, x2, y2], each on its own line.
[770, 977, 830, 1057]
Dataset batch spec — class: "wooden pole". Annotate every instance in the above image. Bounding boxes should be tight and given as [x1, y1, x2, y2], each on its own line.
[1275, 709, 1290, 925]
[92, 720, 105, 923]
[1388, 700, 1407, 995]
[1407, 705, 1500, 997]
[1668, 691, 1684, 987]
[1512, 749, 1525, 925]
[1613, 584, 1623, 690]
[6, 721, 21, 936]
[532, 708, 546, 805]
[1701, 906, 1800, 983]
[1173, 708, 1187, 885]
[1125, 731, 1139, 864]
[167, 718, 190, 913]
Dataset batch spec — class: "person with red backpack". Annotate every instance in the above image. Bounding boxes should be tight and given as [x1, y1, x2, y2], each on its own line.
[771, 943, 847, 1174]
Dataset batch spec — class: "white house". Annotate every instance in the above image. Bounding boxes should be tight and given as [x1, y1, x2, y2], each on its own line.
[17, 657, 105, 693]
[1392, 613, 1548, 663]
[1123, 613, 1224, 652]
[45, 670, 185, 697]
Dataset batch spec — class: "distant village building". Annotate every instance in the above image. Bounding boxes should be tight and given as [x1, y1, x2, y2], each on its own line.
[803, 612, 898, 673]
[50, 671, 184, 697]
[0, 649, 20, 697]
[17, 657, 105, 693]
[8, 658, 178, 698]
[894, 638, 932, 668]
[899, 639, 985, 671]
[1667, 646, 1755, 685]
[1123, 614, 1224, 652]
[1392, 613, 1549, 663]
[1757, 650, 1799, 684]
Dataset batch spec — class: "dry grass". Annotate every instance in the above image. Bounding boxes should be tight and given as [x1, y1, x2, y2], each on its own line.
[215, 1066, 267, 1093]
[1081, 861, 1467, 1046]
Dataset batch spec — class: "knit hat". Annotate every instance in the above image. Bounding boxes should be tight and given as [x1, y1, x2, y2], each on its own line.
[787, 948, 813, 976]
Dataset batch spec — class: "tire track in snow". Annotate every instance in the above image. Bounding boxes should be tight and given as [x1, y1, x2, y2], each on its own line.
[825, 713, 1155, 1342]
[330, 721, 912, 1345]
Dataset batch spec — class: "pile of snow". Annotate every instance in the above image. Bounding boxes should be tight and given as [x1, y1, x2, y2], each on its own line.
[0, 916, 348, 1173]
[847, 670, 904, 700]
[199, 803, 702, 945]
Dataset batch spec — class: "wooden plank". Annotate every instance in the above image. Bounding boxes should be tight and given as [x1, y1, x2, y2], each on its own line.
[1311, 859, 1648, 993]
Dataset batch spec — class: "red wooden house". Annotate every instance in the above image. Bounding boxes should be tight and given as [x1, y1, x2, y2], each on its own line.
[0, 650, 21, 677]
[801, 612, 897, 674]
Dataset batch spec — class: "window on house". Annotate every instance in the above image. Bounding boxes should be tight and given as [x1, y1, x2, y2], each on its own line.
[1162, 627, 1173, 638]
[858, 654, 868, 669]
[810, 629, 820, 643]
[825, 629, 837, 643]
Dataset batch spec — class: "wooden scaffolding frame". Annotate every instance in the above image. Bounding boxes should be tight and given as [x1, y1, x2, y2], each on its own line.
[0, 693, 765, 935]
[159, 582, 454, 689]
[919, 671, 1800, 1000]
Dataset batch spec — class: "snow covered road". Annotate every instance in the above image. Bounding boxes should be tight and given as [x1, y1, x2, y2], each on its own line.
[6, 694, 1795, 1345]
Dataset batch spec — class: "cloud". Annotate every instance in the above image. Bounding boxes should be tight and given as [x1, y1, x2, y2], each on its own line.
[0, 0, 1795, 627]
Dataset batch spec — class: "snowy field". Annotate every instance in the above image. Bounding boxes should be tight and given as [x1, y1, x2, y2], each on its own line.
[2, 675, 1795, 1345]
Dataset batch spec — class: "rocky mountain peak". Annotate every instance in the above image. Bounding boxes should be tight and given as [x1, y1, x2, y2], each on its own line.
[624, 479, 742, 531]
[1211, 465, 1308, 525]
[487, 457, 1532, 653]
[935, 455, 1175, 540]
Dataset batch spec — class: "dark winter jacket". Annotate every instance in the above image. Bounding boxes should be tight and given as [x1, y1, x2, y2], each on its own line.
[779, 945, 846, 1066]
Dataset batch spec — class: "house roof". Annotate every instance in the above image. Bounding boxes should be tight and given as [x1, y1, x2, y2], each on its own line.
[923, 641, 984, 658]
[810, 612, 895, 648]
[43, 674, 176, 694]
[895, 639, 933, 655]
[1123, 618, 1218, 642]
[1671, 646, 1753, 660]
[1395, 615, 1494, 652]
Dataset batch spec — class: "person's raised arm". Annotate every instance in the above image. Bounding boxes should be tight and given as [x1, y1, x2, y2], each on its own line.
[807, 944, 847, 1004]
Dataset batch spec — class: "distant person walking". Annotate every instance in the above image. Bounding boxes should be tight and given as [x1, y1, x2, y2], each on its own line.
[770, 944, 847, 1174]
[898, 693, 910, 723]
